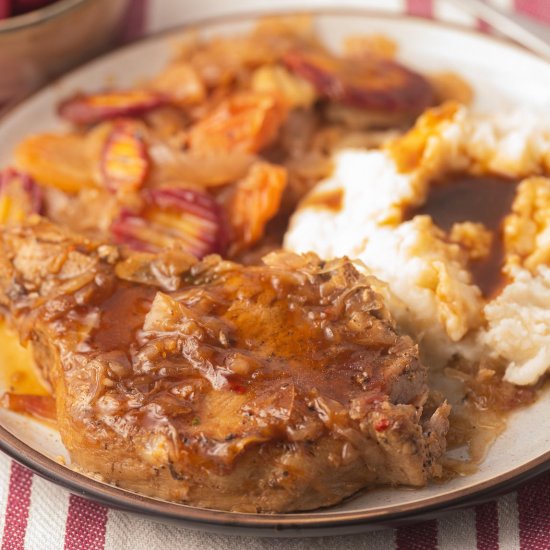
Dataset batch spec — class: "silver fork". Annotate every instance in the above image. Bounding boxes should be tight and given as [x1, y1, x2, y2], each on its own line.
[443, 0, 550, 59]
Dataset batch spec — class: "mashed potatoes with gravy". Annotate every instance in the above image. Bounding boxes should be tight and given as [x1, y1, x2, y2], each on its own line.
[285, 102, 550, 385]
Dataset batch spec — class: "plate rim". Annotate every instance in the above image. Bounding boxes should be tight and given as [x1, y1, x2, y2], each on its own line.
[0, 421, 547, 536]
[0, 6, 549, 536]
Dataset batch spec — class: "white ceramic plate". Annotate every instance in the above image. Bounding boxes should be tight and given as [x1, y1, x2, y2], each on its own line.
[0, 9, 548, 537]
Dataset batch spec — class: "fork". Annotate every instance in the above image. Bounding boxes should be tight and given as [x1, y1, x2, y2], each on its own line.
[443, 0, 550, 60]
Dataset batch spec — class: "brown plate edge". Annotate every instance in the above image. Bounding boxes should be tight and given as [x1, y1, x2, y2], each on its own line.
[0, 421, 547, 537]
[0, 6, 548, 537]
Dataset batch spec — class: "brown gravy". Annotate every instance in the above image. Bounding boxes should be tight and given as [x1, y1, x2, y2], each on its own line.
[92, 283, 156, 353]
[301, 189, 343, 212]
[405, 173, 519, 298]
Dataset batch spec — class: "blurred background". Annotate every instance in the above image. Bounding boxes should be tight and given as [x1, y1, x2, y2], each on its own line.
[0, 0, 548, 110]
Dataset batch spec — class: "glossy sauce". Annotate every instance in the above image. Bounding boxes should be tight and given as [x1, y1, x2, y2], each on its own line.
[405, 173, 519, 298]
[94, 256, 413, 470]
[92, 283, 156, 352]
[301, 189, 343, 211]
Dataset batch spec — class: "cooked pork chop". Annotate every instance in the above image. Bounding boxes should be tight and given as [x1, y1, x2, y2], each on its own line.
[0, 218, 449, 512]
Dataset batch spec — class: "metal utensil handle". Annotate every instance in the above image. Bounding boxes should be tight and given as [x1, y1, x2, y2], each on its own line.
[444, 0, 550, 60]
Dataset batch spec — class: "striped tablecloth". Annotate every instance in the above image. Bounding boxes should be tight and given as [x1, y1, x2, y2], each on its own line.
[1, 1, 549, 548]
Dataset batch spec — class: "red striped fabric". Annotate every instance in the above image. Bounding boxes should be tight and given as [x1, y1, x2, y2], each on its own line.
[119, 0, 149, 44]
[395, 520, 438, 550]
[477, 18, 492, 33]
[475, 501, 499, 550]
[1, 462, 32, 550]
[517, 473, 550, 549]
[405, 0, 434, 18]
[515, 0, 550, 24]
[63, 495, 108, 550]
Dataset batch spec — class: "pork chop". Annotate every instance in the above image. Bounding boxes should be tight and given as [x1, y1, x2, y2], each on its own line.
[0, 218, 449, 512]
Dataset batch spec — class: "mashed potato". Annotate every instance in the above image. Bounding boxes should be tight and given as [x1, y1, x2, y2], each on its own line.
[484, 267, 550, 385]
[285, 102, 550, 385]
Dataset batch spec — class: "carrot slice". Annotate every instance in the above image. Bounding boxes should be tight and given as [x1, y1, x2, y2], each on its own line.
[1, 393, 56, 422]
[188, 93, 287, 154]
[59, 90, 165, 125]
[283, 48, 434, 113]
[101, 120, 149, 195]
[111, 187, 224, 258]
[0, 168, 42, 224]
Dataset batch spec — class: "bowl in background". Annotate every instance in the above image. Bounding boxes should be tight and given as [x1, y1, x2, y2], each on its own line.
[0, 0, 129, 106]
